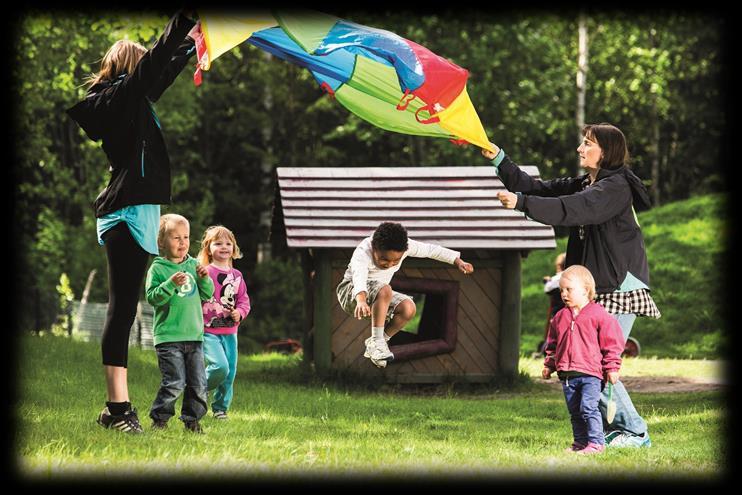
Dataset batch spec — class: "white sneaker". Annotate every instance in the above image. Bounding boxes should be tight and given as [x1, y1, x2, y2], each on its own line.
[374, 338, 394, 361]
[363, 337, 389, 368]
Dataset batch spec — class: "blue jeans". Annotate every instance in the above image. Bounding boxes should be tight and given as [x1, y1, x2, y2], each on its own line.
[150, 341, 208, 422]
[562, 375, 604, 446]
[203, 333, 239, 413]
[598, 313, 648, 436]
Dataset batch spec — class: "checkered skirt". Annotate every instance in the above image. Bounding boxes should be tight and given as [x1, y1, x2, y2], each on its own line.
[595, 288, 661, 319]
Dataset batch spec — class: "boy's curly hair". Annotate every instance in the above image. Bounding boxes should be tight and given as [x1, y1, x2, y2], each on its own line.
[371, 222, 408, 252]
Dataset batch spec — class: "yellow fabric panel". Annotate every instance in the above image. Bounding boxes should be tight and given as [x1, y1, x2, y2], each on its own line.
[436, 87, 495, 151]
[199, 11, 277, 70]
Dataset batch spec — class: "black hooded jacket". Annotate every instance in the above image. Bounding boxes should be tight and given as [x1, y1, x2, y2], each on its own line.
[66, 12, 196, 218]
[497, 155, 653, 293]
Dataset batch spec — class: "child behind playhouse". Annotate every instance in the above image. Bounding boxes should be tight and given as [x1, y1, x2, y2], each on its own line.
[198, 225, 251, 420]
[336, 222, 474, 368]
[146, 214, 214, 433]
[542, 264, 625, 454]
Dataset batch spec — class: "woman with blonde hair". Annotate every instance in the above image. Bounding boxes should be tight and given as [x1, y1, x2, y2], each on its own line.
[66, 11, 198, 433]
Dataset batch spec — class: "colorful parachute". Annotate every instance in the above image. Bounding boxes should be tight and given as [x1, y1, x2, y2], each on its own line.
[191, 9, 494, 151]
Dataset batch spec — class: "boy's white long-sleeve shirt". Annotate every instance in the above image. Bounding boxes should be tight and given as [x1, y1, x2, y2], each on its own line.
[344, 237, 460, 298]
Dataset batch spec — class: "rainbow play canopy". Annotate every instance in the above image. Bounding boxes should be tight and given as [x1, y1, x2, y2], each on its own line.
[191, 9, 494, 151]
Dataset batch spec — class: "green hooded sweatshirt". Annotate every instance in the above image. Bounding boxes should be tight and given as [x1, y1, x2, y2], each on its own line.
[145, 254, 214, 346]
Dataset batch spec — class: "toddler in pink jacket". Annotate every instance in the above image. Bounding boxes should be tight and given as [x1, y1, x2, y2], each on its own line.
[542, 265, 624, 454]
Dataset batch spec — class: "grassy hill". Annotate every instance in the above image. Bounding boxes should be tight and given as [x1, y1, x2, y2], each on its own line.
[520, 193, 729, 359]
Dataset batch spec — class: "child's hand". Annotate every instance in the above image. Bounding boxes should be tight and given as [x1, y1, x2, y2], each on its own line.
[170, 272, 188, 286]
[195, 264, 208, 278]
[354, 301, 371, 319]
[481, 142, 500, 160]
[607, 371, 620, 384]
[455, 258, 474, 275]
[497, 191, 518, 209]
[542, 367, 553, 379]
[230, 309, 241, 322]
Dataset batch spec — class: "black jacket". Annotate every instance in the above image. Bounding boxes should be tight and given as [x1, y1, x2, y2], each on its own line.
[497, 155, 653, 293]
[66, 12, 196, 218]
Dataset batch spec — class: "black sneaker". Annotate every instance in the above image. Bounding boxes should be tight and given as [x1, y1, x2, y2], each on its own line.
[97, 407, 144, 434]
[184, 419, 204, 434]
[152, 419, 168, 430]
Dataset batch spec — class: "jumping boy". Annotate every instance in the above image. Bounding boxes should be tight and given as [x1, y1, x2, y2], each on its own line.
[336, 222, 474, 368]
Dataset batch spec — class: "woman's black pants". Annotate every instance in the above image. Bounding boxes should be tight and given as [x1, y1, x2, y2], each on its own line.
[101, 222, 150, 367]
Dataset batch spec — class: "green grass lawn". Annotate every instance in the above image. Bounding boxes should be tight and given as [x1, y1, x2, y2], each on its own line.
[15, 333, 728, 482]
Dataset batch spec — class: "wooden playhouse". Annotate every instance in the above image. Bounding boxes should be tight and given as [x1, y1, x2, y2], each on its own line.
[273, 166, 556, 383]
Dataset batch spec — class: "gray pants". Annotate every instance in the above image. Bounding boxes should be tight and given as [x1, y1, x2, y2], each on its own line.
[336, 277, 411, 324]
[599, 313, 648, 436]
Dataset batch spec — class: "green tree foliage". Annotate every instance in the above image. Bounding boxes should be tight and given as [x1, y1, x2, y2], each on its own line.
[13, 9, 726, 344]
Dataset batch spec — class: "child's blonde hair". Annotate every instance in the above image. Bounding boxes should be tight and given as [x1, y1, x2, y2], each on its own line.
[198, 225, 243, 267]
[158, 214, 190, 250]
[561, 264, 596, 300]
[85, 39, 147, 88]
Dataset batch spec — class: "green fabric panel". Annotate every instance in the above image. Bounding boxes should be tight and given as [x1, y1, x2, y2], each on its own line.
[273, 9, 338, 54]
[336, 83, 452, 138]
[335, 55, 451, 138]
[348, 55, 412, 106]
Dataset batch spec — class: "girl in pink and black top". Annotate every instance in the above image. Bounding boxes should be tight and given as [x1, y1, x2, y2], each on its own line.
[542, 265, 625, 455]
[198, 225, 251, 419]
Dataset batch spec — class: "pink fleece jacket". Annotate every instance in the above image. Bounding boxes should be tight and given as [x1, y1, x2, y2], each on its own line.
[543, 301, 624, 380]
[202, 265, 251, 335]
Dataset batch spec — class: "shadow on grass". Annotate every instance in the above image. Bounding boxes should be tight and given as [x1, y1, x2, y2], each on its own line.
[239, 354, 547, 397]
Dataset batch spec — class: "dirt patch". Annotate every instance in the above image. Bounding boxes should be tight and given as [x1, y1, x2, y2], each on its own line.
[535, 375, 725, 393]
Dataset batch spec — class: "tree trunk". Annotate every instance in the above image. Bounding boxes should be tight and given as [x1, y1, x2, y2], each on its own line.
[260, 50, 274, 264]
[651, 117, 661, 206]
[649, 29, 661, 206]
[576, 13, 588, 177]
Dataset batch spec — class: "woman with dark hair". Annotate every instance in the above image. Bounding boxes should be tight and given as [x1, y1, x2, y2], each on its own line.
[66, 11, 198, 433]
[482, 123, 661, 448]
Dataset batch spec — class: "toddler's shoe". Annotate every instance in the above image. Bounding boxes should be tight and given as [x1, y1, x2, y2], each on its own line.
[151, 419, 168, 430]
[576, 442, 605, 455]
[564, 441, 587, 453]
[213, 411, 228, 420]
[184, 419, 204, 434]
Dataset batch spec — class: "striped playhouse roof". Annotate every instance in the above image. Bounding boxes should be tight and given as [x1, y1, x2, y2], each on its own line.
[275, 166, 556, 250]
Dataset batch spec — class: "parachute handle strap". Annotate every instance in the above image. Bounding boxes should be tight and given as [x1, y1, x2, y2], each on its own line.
[396, 89, 416, 111]
[415, 105, 440, 124]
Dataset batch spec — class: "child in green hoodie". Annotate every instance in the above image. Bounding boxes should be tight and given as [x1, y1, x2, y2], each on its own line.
[146, 214, 214, 433]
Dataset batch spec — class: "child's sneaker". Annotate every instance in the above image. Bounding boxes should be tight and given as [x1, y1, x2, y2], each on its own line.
[151, 419, 168, 430]
[96, 407, 144, 434]
[213, 411, 228, 420]
[576, 442, 605, 455]
[374, 338, 394, 360]
[184, 419, 204, 434]
[564, 441, 586, 453]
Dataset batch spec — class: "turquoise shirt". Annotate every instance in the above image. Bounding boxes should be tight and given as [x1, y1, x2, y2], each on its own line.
[96, 204, 161, 255]
[617, 271, 649, 291]
[490, 147, 506, 174]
